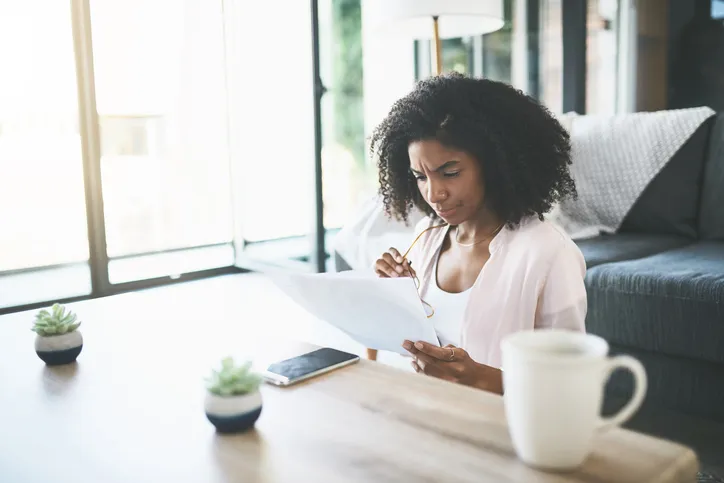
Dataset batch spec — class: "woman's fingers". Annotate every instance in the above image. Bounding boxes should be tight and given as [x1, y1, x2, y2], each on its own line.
[388, 247, 414, 276]
[413, 341, 461, 361]
[388, 247, 404, 263]
[375, 248, 414, 279]
[414, 357, 455, 381]
[405, 340, 461, 382]
[382, 252, 404, 275]
[374, 259, 398, 278]
[412, 351, 439, 368]
[373, 259, 386, 277]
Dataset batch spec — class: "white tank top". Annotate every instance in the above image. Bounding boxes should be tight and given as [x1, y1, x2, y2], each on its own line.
[423, 248, 472, 347]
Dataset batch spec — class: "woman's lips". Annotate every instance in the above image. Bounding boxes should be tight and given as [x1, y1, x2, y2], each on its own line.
[437, 207, 457, 218]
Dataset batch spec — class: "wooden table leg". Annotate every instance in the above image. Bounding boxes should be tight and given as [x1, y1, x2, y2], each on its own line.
[365, 348, 378, 361]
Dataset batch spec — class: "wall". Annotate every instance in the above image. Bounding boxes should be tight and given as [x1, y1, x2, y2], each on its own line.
[667, 0, 724, 111]
[635, 0, 669, 112]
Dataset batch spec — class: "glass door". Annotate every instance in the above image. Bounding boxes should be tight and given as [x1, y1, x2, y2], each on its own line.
[225, 0, 320, 272]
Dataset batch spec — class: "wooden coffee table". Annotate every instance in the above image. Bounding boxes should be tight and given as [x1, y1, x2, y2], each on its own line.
[0, 275, 698, 482]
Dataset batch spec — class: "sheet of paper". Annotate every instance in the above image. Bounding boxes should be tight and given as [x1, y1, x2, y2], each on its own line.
[269, 270, 440, 355]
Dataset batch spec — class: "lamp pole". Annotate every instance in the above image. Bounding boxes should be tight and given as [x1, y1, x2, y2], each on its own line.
[432, 16, 443, 75]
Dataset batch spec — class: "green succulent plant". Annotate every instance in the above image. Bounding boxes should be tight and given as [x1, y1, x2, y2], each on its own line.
[206, 357, 262, 396]
[32, 303, 81, 337]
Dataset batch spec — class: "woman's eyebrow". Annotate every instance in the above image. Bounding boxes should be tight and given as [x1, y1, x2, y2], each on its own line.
[435, 161, 460, 171]
[410, 160, 460, 174]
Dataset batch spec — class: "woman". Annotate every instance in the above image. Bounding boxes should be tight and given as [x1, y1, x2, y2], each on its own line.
[371, 73, 586, 395]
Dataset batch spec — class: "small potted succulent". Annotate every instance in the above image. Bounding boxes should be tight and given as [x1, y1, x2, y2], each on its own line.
[32, 303, 83, 365]
[204, 356, 263, 433]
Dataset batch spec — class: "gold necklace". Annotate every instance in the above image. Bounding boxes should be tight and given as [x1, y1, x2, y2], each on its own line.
[454, 223, 504, 247]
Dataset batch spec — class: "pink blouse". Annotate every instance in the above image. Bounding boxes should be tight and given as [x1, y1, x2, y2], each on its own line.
[406, 216, 587, 369]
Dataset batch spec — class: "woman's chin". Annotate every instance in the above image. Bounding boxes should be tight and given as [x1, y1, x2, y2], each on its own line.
[436, 207, 459, 222]
[438, 213, 461, 225]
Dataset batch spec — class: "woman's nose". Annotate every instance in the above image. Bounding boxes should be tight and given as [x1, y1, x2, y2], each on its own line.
[427, 181, 448, 203]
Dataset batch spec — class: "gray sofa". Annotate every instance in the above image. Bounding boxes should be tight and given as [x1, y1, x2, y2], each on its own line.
[580, 112, 724, 423]
[334, 111, 724, 422]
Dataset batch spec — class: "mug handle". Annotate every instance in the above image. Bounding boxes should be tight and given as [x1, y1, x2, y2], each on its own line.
[597, 355, 648, 432]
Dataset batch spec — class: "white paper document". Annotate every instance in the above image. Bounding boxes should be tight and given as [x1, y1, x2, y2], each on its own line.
[270, 270, 440, 355]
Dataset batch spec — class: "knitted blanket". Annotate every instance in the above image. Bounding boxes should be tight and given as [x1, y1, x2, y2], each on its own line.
[549, 107, 715, 239]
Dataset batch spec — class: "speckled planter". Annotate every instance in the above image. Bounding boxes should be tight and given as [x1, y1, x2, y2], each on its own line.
[35, 331, 83, 365]
[204, 390, 262, 433]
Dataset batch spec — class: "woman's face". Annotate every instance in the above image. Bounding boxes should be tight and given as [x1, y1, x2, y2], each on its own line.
[408, 139, 485, 225]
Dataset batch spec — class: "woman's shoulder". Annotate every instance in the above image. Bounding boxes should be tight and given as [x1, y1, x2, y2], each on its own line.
[505, 216, 584, 265]
[512, 215, 572, 242]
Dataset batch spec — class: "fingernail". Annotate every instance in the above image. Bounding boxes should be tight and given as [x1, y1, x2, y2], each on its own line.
[395, 266, 403, 273]
[402, 341, 412, 350]
[396, 256, 403, 263]
[391, 271, 398, 277]
[414, 342, 423, 350]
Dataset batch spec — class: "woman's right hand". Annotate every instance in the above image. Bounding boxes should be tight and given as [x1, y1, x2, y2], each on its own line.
[374, 248, 416, 279]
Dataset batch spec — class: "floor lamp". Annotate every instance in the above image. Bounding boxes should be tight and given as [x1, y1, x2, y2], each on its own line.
[365, 0, 505, 76]
[361, 1, 504, 361]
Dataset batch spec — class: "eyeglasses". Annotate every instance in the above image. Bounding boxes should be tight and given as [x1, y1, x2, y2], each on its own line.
[401, 223, 448, 319]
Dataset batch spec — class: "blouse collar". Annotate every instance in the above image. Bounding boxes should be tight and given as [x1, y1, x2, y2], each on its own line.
[488, 223, 509, 254]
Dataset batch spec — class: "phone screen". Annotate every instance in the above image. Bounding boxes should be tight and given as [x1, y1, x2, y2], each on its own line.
[266, 348, 359, 383]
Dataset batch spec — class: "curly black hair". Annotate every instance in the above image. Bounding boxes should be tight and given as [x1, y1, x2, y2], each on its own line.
[370, 72, 576, 226]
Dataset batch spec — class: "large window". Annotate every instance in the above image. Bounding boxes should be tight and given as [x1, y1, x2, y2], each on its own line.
[413, 0, 515, 82]
[90, 0, 235, 283]
[408, 0, 567, 116]
[0, 0, 238, 311]
[319, 0, 375, 232]
[539, 0, 563, 112]
[0, 1, 92, 308]
[586, 0, 619, 113]
[1, 0, 609, 312]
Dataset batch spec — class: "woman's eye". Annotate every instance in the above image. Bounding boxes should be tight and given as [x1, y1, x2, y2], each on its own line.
[443, 171, 460, 178]
[414, 175, 427, 181]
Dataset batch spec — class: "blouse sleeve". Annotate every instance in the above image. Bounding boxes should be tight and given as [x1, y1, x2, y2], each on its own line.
[535, 241, 588, 332]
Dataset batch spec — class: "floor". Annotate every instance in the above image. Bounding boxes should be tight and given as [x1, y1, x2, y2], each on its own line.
[10, 272, 723, 476]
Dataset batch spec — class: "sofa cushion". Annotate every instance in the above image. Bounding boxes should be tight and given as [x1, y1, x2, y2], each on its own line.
[619, 116, 714, 238]
[700, 113, 724, 240]
[584, 242, 724, 364]
[575, 233, 693, 268]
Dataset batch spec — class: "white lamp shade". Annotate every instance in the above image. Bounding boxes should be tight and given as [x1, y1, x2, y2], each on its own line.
[363, 0, 505, 39]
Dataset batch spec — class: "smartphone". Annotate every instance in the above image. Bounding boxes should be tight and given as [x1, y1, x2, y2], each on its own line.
[263, 347, 360, 386]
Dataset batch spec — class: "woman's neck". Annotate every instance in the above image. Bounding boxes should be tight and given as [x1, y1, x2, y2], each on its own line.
[455, 210, 502, 244]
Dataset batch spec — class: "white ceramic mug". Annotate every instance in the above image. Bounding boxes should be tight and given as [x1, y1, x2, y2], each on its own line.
[500, 329, 647, 471]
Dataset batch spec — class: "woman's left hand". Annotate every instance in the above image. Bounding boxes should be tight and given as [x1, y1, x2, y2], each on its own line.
[402, 340, 503, 394]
